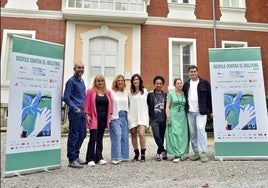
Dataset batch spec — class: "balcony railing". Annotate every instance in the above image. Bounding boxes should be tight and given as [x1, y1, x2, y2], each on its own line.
[65, 0, 147, 13]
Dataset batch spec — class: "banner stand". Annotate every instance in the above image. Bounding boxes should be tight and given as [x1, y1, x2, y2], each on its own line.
[4, 36, 64, 177]
[6, 165, 60, 178]
[209, 47, 268, 161]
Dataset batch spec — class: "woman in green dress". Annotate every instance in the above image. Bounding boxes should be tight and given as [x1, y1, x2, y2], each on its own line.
[166, 78, 189, 163]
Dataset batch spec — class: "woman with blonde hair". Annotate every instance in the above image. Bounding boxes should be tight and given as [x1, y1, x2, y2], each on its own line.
[109, 75, 129, 164]
[84, 75, 113, 167]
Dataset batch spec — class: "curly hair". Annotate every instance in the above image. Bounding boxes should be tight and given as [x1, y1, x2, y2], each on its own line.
[153, 75, 165, 84]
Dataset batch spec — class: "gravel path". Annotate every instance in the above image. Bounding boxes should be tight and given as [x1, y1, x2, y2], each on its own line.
[1, 132, 268, 188]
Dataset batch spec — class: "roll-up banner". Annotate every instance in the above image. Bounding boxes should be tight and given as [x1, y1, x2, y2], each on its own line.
[5, 36, 64, 176]
[209, 47, 268, 160]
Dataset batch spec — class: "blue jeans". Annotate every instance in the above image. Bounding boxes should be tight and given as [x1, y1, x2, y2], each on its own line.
[187, 112, 207, 153]
[151, 121, 166, 154]
[109, 111, 129, 160]
[67, 110, 87, 163]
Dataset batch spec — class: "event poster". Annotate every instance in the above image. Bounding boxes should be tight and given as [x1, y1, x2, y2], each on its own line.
[209, 47, 268, 159]
[5, 36, 63, 176]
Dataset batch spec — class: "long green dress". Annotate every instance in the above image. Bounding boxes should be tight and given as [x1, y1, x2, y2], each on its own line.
[166, 91, 189, 157]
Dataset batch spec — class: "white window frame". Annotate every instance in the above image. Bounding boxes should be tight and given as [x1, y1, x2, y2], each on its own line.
[66, 0, 149, 12]
[222, 40, 248, 48]
[167, 0, 196, 20]
[168, 37, 197, 90]
[80, 25, 127, 88]
[219, 0, 247, 22]
[169, 0, 195, 4]
[220, 0, 245, 8]
[1, 29, 36, 86]
[5, 0, 38, 10]
[88, 37, 118, 78]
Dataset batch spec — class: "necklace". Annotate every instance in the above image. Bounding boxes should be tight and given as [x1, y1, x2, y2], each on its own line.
[175, 92, 182, 101]
[175, 91, 184, 112]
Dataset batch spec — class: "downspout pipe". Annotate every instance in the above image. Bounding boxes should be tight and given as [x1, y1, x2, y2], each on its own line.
[212, 0, 217, 48]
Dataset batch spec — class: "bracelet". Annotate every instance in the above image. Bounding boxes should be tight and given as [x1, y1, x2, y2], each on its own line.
[166, 116, 171, 122]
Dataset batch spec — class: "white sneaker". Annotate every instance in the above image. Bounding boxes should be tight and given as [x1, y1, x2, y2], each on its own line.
[173, 157, 180, 163]
[155, 154, 161, 161]
[98, 159, 107, 165]
[88, 161, 96, 167]
[111, 160, 121, 165]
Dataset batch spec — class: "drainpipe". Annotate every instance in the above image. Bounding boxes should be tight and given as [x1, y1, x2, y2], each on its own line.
[212, 0, 217, 48]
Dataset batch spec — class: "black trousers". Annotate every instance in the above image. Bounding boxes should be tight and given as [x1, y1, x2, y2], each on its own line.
[151, 121, 166, 154]
[86, 111, 107, 163]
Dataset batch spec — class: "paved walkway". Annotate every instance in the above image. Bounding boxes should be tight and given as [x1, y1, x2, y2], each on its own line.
[1, 133, 268, 188]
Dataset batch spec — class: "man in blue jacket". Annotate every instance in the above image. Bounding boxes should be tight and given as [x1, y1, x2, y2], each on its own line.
[182, 65, 212, 163]
[63, 62, 87, 168]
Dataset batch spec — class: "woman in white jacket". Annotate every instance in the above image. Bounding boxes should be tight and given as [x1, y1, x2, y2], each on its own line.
[128, 74, 149, 162]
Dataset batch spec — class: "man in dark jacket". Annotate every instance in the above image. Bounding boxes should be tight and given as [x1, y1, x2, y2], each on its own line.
[182, 65, 212, 163]
[147, 76, 167, 161]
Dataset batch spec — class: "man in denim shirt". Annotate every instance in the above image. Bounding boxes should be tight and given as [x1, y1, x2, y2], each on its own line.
[63, 62, 87, 168]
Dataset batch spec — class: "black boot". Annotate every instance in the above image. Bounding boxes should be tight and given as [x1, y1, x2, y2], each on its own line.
[132, 149, 139, 161]
[140, 148, 146, 162]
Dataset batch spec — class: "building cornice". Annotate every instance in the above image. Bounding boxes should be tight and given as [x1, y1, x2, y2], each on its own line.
[1, 8, 268, 33]
[0, 8, 63, 20]
[145, 17, 268, 33]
